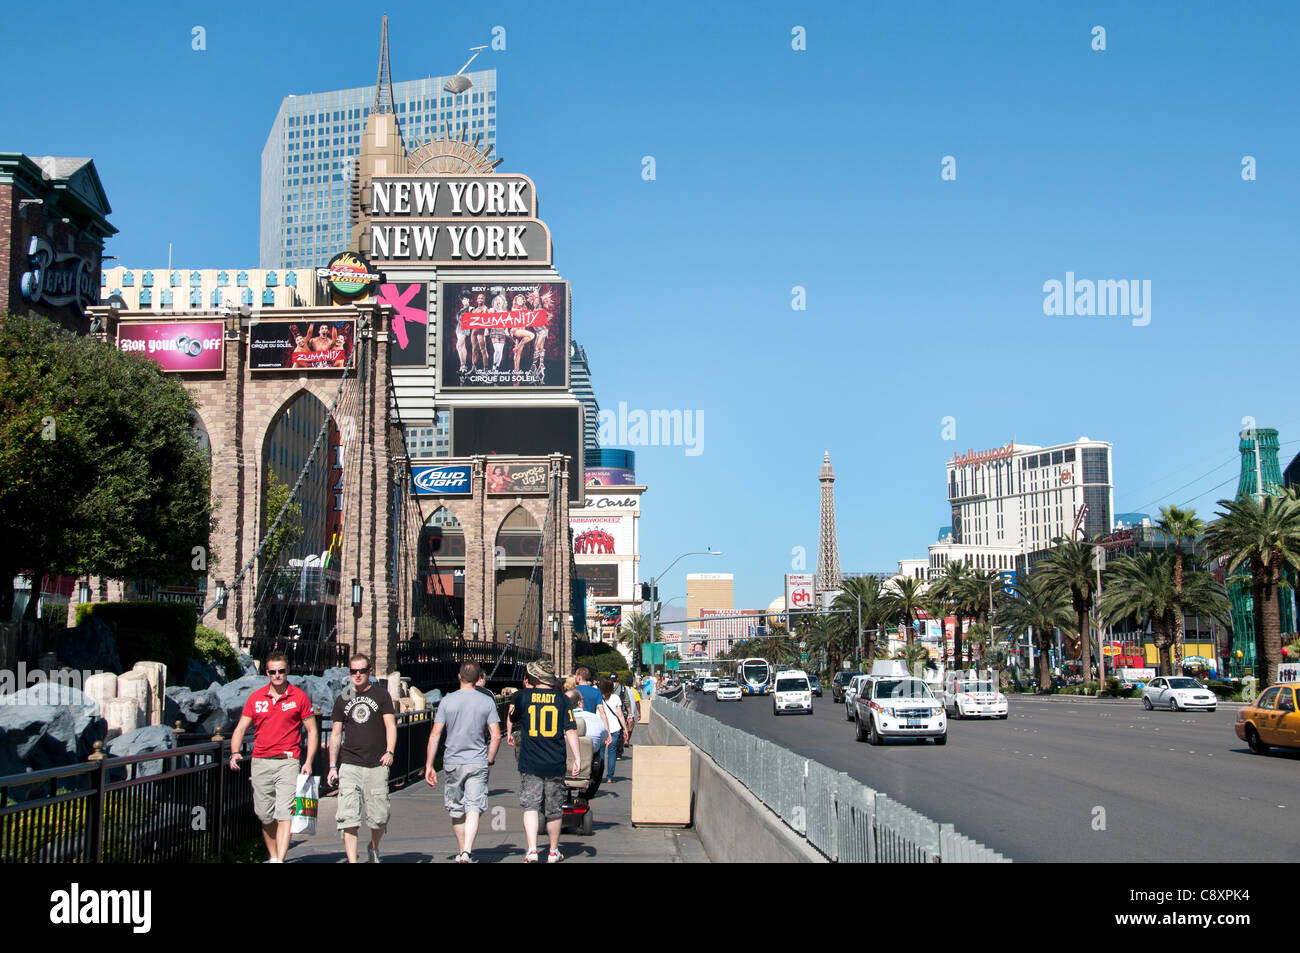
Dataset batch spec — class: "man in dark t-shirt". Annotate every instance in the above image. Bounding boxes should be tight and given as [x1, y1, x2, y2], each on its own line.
[328, 653, 397, 863]
[507, 660, 580, 863]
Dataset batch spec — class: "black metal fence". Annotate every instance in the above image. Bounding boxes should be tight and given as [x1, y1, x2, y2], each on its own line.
[240, 636, 350, 676]
[0, 710, 436, 864]
[395, 638, 547, 691]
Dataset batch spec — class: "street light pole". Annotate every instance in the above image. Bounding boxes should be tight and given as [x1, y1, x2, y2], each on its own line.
[645, 549, 722, 676]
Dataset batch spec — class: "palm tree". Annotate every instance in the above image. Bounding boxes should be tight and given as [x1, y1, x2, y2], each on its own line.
[834, 576, 891, 665]
[1098, 552, 1231, 676]
[1037, 540, 1101, 673]
[965, 621, 992, 668]
[617, 611, 663, 671]
[802, 613, 850, 674]
[1155, 504, 1205, 667]
[885, 576, 927, 647]
[932, 561, 972, 667]
[1202, 489, 1300, 687]
[895, 639, 936, 678]
[995, 572, 1074, 691]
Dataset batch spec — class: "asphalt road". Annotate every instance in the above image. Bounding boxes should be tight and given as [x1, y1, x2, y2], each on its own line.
[683, 690, 1300, 862]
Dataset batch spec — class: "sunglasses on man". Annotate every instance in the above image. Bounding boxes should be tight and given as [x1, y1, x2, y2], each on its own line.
[350, 667, 369, 675]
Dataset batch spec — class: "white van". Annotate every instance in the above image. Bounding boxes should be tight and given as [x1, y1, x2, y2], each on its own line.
[941, 671, 1008, 719]
[772, 669, 813, 715]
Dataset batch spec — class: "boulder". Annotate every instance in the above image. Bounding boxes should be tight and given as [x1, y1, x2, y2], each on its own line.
[407, 685, 427, 712]
[160, 685, 224, 734]
[84, 672, 119, 709]
[57, 617, 122, 673]
[386, 672, 402, 701]
[289, 675, 335, 720]
[213, 675, 266, 731]
[106, 725, 176, 778]
[0, 703, 107, 775]
[132, 662, 167, 726]
[184, 658, 227, 691]
[6, 681, 101, 713]
[426, 688, 443, 705]
[319, 666, 350, 699]
[237, 652, 258, 677]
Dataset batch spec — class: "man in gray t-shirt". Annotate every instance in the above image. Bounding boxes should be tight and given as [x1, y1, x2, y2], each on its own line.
[426, 662, 501, 862]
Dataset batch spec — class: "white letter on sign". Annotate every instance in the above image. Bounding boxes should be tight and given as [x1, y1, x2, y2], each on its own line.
[507, 225, 527, 258]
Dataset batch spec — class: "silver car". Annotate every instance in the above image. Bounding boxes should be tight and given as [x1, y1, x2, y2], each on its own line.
[1142, 676, 1217, 712]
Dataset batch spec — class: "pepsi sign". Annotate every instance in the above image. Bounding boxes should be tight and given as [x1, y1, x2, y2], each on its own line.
[412, 465, 472, 496]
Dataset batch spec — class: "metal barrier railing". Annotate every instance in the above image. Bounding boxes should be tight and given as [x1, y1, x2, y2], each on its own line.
[656, 696, 1011, 863]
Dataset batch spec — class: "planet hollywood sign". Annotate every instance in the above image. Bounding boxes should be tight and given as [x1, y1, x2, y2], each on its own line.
[366, 175, 551, 266]
[952, 442, 1015, 467]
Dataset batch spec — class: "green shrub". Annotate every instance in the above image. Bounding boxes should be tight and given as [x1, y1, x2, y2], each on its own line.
[194, 625, 241, 680]
[75, 601, 197, 684]
[572, 639, 628, 680]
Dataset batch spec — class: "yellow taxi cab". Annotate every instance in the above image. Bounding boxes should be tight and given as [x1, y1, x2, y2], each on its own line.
[1235, 682, 1300, 755]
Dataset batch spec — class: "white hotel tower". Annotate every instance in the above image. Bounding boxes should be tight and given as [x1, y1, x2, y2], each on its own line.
[925, 437, 1114, 577]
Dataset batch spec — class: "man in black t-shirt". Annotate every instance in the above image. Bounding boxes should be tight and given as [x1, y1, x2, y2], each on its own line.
[507, 660, 580, 863]
[328, 654, 397, 863]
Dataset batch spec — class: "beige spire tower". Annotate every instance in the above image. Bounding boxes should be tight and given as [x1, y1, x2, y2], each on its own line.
[817, 451, 842, 594]
[349, 15, 409, 257]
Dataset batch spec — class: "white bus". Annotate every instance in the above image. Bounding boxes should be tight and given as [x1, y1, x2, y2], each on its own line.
[736, 657, 772, 696]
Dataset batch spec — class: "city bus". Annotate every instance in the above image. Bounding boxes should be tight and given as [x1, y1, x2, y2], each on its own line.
[737, 657, 772, 696]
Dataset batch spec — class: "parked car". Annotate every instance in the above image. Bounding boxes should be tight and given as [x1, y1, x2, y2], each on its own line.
[855, 676, 947, 745]
[1235, 683, 1300, 755]
[843, 674, 871, 722]
[808, 675, 823, 697]
[1142, 676, 1218, 712]
[832, 671, 864, 704]
[715, 678, 742, 701]
[772, 670, 813, 715]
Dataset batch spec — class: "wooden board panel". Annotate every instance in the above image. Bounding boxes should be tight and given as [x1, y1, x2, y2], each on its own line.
[631, 745, 691, 827]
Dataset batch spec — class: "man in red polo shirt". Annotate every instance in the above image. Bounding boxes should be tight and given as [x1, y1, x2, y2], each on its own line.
[229, 651, 319, 863]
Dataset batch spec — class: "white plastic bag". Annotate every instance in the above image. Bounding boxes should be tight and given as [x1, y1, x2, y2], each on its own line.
[291, 774, 319, 835]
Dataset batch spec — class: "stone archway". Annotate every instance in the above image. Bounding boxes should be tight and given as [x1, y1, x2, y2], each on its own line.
[494, 506, 541, 643]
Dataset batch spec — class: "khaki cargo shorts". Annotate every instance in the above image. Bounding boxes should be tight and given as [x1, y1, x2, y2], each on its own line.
[336, 763, 391, 832]
[250, 757, 299, 824]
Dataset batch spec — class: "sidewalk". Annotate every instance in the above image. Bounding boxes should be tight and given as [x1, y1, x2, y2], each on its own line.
[287, 740, 709, 864]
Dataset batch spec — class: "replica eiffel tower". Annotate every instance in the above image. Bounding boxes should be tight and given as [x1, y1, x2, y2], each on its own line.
[817, 451, 842, 596]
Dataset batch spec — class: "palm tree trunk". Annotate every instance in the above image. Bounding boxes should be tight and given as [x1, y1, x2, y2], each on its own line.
[1259, 564, 1283, 686]
[1037, 635, 1051, 691]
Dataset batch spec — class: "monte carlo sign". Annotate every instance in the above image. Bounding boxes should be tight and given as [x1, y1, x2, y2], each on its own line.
[366, 175, 551, 266]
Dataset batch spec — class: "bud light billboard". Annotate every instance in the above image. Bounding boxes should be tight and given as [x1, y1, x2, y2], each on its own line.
[412, 464, 472, 496]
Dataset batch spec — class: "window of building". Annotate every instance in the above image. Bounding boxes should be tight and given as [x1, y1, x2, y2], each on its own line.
[285, 271, 298, 288]
[210, 289, 223, 307]
[237, 272, 248, 288]
[142, 271, 154, 288]
[265, 271, 278, 287]
[1052, 450, 1063, 465]
[190, 288, 202, 307]
[1082, 448, 1109, 484]
[241, 288, 253, 306]
[139, 289, 152, 307]
[161, 288, 173, 306]
[217, 271, 229, 287]
[262, 289, 275, 305]
[170, 270, 181, 287]
[122, 271, 134, 287]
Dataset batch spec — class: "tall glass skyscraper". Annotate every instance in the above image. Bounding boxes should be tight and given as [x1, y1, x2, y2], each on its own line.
[259, 71, 498, 269]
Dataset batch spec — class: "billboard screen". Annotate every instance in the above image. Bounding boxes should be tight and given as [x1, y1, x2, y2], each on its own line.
[439, 280, 568, 389]
[250, 319, 355, 371]
[485, 462, 551, 495]
[117, 321, 224, 373]
[412, 464, 472, 496]
[378, 282, 428, 367]
[585, 467, 636, 486]
[570, 514, 627, 555]
[451, 406, 583, 503]
[577, 564, 619, 597]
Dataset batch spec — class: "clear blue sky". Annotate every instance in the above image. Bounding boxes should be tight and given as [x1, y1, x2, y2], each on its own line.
[11, 1, 1299, 610]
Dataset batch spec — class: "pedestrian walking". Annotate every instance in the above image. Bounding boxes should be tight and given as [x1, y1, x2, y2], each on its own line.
[507, 660, 580, 863]
[228, 651, 318, 863]
[574, 665, 602, 712]
[598, 678, 629, 779]
[622, 680, 639, 748]
[426, 662, 501, 863]
[327, 653, 396, 863]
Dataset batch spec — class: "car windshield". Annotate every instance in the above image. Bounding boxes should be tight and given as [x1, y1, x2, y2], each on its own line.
[874, 679, 933, 700]
[776, 678, 808, 692]
[719, 680, 737, 688]
[959, 681, 995, 693]
[839, 672, 863, 683]
[1167, 678, 1201, 689]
